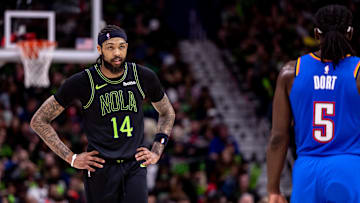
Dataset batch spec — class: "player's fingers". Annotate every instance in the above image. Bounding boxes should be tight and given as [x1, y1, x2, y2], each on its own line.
[86, 166, 96, 172]
[89, 156, 105, 163]
[135, 154, 147, 161]
[88, 161, 103, 168]
[136, 147, 148, 152]
[135, 151, 147, 158]
[88, 150, 99, 155]
[137, 153, 152, 160]
[144, 154, 152, 162]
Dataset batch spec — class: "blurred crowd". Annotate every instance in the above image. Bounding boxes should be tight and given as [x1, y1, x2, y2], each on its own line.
[213, 0, 360, 118]
[0, 0, 360, 203]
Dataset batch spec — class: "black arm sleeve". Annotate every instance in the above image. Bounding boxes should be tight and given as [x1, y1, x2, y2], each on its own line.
[137, 64, 165, 102]
[54, 71, 91, 108]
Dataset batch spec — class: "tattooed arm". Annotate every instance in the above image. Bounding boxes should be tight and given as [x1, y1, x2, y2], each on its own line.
[30, 96, 105, 171]
[135, 94, 175, 165]
[151, 94, 175, 152]
[30, 96, 73, 163]
[152, 94, 176, 136]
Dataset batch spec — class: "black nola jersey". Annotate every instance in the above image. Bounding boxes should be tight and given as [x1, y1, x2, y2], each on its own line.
[54, 62, 164, 159]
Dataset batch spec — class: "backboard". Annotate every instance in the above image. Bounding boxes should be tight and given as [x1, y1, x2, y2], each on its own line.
[0, 0, 102, 63]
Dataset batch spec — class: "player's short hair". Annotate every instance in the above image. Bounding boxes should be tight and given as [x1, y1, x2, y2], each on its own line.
[315, 5, 355, 66]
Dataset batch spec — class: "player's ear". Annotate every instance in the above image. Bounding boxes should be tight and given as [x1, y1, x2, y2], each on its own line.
[346, 26, 353, 41]
[97, 45, 102, 55]
[314, 27, 322, 40]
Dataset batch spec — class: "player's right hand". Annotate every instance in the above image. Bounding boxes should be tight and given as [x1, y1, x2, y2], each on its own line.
[268, 193, 288, 203]
[72, 150, 105, 172]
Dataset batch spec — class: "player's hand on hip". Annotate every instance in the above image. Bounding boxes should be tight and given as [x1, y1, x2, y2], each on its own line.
[73, 150, 105, 172]
[135, 147, 160, 166]
[268, 193, 288, 203]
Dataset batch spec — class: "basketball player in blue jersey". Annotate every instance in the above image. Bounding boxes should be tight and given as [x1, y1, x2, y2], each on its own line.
[30, 25, 175, 202]
[267, 5, 360, 203]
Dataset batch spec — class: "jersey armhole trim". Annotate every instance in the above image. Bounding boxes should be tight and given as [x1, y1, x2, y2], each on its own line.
[83, 69, 95, 109]
[353, 60, 360, 79]
[295, 57, 301, 77]
[132, 63, 145, 99]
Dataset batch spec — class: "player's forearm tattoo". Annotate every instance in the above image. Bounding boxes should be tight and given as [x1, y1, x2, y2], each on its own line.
[152, 94, 175, 136]
[151, 141, 165, 156]
[30, 96, 72, 163]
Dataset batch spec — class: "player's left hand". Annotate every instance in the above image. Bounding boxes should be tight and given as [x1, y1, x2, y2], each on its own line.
[135, 147, 160, 166]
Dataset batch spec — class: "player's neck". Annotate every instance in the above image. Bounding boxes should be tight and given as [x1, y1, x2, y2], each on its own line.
[314, 50, 321, 57]
[100, 63, 125, 79]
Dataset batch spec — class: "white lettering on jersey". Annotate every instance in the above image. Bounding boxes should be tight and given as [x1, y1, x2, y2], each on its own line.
[123, 81, 136, 86]
[314, 75, 337, 90]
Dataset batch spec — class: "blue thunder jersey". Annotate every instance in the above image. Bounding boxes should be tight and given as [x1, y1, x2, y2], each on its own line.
[289, 53, 360, 156]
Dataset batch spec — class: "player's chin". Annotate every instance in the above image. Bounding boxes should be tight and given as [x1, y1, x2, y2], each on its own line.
[111, 61, 126, 69]
[112, 62, 122, 68]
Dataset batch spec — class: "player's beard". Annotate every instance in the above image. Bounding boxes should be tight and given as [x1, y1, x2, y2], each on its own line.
[102, 55, 124, 74]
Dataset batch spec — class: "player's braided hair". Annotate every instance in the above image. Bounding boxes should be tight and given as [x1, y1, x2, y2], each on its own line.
[96, 25, 124, 65]
[315, 5, 355, 66]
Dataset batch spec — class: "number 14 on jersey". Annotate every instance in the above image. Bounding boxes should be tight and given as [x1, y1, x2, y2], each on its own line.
[111, 116, 133, 138]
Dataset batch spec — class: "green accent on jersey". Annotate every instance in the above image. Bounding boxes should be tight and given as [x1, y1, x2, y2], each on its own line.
[128, 91, 137, 112]
[100, 93, 112, 116]
[140, 163, 147, 167]
[111, 116, 133, 138]
[119, 90, 128, 111]
[120, 115, 133, 137]
[83, 69, 95, 109]
[95, 63, 128, 84]
[110, 91, 121, 111]
[132, 63, 145, 99]
[111, 117, 119, 138]
[95, 83, 108, 90]
[100, 90, 138, 116]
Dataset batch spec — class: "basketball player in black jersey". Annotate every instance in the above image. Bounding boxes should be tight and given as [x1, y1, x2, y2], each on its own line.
[30, 25, 175, 202]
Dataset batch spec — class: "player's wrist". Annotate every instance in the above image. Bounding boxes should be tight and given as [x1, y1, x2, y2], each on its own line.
[71, 154, 77, 167]
[153, 133, 169, 146]
[65, 152, 75, 165]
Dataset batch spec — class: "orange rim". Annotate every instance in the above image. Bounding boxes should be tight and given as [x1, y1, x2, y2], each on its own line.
[17, 40, 56, 59]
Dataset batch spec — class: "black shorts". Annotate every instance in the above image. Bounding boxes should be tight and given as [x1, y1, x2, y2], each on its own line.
[84, 159, 147, 203]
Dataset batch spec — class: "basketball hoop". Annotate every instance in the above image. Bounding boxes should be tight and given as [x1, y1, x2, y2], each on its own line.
[17, 40, 56, 88]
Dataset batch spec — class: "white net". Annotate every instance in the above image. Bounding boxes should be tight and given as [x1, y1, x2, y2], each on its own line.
[17, 40, 56, 88]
